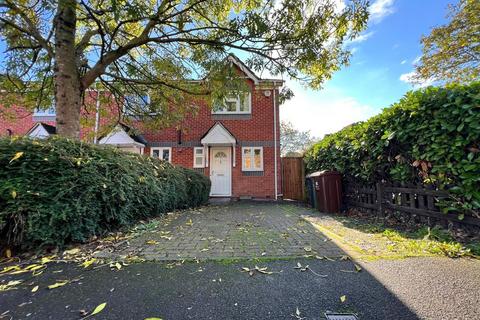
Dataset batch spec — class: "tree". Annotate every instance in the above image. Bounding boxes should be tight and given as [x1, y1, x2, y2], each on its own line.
[280, 121, 315, 156]
[414, 0, 480, 84]
[0, 0, 369, 138]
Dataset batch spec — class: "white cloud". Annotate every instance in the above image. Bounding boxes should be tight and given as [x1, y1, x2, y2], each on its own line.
[280, 81, 377, 138]
[400, 60, 407, 64]
[349, 31, 375, 43]
[399, 71, 434, 88]
[369, 0, 395, 23]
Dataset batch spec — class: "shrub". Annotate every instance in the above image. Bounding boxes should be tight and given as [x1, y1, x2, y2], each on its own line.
[305, 82, 480, 218]
[0, 137, 210, 247]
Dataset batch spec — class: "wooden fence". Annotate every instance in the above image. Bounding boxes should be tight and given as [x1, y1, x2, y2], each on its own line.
[344, 183, 480, 227]
[281, 157, 305, 201]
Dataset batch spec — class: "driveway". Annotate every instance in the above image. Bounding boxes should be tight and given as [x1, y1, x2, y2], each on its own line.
[2, 202, 480, 319]
[98, 202, 343, 261]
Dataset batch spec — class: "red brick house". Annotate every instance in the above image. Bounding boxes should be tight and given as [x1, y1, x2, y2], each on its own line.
[0, 55, 283, 200]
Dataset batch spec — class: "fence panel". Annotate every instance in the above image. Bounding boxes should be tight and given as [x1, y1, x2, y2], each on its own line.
[344, 183, 480, 227]
[281, 157, 305, 201]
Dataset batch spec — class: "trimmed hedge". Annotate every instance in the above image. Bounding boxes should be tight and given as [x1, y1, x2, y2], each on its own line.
[305, 82, 480, 218]
[0, 137, 211, 247]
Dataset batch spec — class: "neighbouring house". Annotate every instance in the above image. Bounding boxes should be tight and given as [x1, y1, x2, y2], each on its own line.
[0, 55, 283, 200]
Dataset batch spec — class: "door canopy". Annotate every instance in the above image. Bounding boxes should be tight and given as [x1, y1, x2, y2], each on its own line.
[201, 122, 236, 146]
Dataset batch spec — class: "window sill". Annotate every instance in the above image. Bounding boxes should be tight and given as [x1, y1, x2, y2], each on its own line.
[242, 171, 264, 176]
[212, 114, 251, 120]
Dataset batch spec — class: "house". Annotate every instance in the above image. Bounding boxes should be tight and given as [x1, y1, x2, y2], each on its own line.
[0, 55, 283, 200]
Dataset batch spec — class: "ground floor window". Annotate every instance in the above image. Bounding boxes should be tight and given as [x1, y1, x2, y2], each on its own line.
[242, 147, 263, 171]
[151, 147, 172, 162]
[193, 147, 205, 168]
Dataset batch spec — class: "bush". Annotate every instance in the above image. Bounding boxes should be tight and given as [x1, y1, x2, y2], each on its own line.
[305, 82, 480, 217]
[0, 137, 211, 247]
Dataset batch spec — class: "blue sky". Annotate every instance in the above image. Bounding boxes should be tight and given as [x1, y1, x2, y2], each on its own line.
[281, 0, 456, 138]
[0, 0, 455, 138]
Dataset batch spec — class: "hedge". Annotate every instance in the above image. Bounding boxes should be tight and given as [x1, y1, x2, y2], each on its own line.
[0, 137, 211, 247]
[305, 82, 480, 218]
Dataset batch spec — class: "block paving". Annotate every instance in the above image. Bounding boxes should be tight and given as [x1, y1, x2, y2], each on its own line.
[101, 202, 344, 261]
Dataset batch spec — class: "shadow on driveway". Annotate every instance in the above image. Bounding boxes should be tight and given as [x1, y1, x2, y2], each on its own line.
[4, 202, 478, 319]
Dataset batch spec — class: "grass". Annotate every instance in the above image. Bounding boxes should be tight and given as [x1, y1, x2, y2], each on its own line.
[304, 211, 480, 260]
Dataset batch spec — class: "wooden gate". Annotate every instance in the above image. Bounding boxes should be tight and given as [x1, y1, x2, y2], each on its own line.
[281, 157, 305, 201]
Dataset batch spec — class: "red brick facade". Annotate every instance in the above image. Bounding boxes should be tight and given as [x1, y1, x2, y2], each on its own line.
[0, 62, 282, 200]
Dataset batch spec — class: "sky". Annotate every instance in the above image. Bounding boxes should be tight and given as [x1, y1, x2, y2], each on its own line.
[281, 0, 456, 138]
[0, 0, 455, 138]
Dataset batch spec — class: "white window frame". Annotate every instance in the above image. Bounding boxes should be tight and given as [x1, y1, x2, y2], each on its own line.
[150, 147, 172, 163]
[242, 146, 263, 171]
[193, 147, 205, 168]
[212, 92, 251, 114]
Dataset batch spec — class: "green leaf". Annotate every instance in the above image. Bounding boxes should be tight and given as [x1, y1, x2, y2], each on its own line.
[91, 302, 107, 316]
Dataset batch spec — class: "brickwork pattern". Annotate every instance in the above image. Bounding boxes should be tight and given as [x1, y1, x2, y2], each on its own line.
[101, 202, 343, 261]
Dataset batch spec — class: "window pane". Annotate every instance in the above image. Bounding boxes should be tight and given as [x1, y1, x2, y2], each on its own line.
[162, 149, 170, 161]
[225, 100, 237, 112]
[254, 149, 261, 168]
[243, 148, 251, 156]
[195, 157, 203, 166]
[152, 150, 160, 158]
[244, 157, 251, 169]
[195, 148, 203, 155]
[239, 94, 249, 112]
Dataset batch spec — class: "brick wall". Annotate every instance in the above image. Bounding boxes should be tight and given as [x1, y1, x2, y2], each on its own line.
[0, 80, 282, 199]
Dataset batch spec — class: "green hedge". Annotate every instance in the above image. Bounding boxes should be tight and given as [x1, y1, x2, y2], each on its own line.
[0, 137, 211, 247]
[305, 82, 480, 218]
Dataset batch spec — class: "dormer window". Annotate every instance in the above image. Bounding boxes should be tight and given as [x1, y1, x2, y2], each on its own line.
[213, 93, 251, 114]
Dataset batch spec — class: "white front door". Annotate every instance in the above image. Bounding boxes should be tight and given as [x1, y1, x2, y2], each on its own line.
[210, 147, 232, 196]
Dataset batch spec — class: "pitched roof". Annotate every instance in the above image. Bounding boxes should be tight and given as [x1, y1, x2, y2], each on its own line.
[26, 122, 56, 136]
[118, 123, 148, 145]
[201, 122, 237, 145]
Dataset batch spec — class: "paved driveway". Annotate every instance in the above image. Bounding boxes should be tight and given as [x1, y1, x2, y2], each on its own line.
[99, 202, 343, 261]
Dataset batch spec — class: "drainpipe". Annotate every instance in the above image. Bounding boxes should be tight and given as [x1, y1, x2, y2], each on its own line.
[273, 87, 278, 200]
[93, 82, 100, 144]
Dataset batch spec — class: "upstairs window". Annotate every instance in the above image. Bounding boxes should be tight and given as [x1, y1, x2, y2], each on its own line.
[151, 147, 172, 163]
[124, 94, 153, 116]
[213, 93, 251, 114]
[242, 147, 263, 171]
[193, 147, 205, 168]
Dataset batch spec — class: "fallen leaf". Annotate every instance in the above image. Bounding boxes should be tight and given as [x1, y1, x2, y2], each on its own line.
[9, 152, 24, 163]
[144, 318, 163, 320]
[40, 256, 55, 264]
[340, 255, 349, 261]
[81, 259, 97, 269]
[1, 266, 21, 273]
[5, 249, 12, 258]
[340, 295, 346, 303]
[146, 240, 159, 245]
[354, 264, 362, 272]
[31, 285, 39, 293]
[11, 190, 17, 199]
[90, 302, 106, 316]
[63, 248, 80, 256]
[303, 246, 312, 252]
[48, 281, 68, 289]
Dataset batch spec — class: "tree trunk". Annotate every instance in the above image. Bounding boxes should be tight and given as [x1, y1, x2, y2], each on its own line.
[54, 0, 82, 139]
